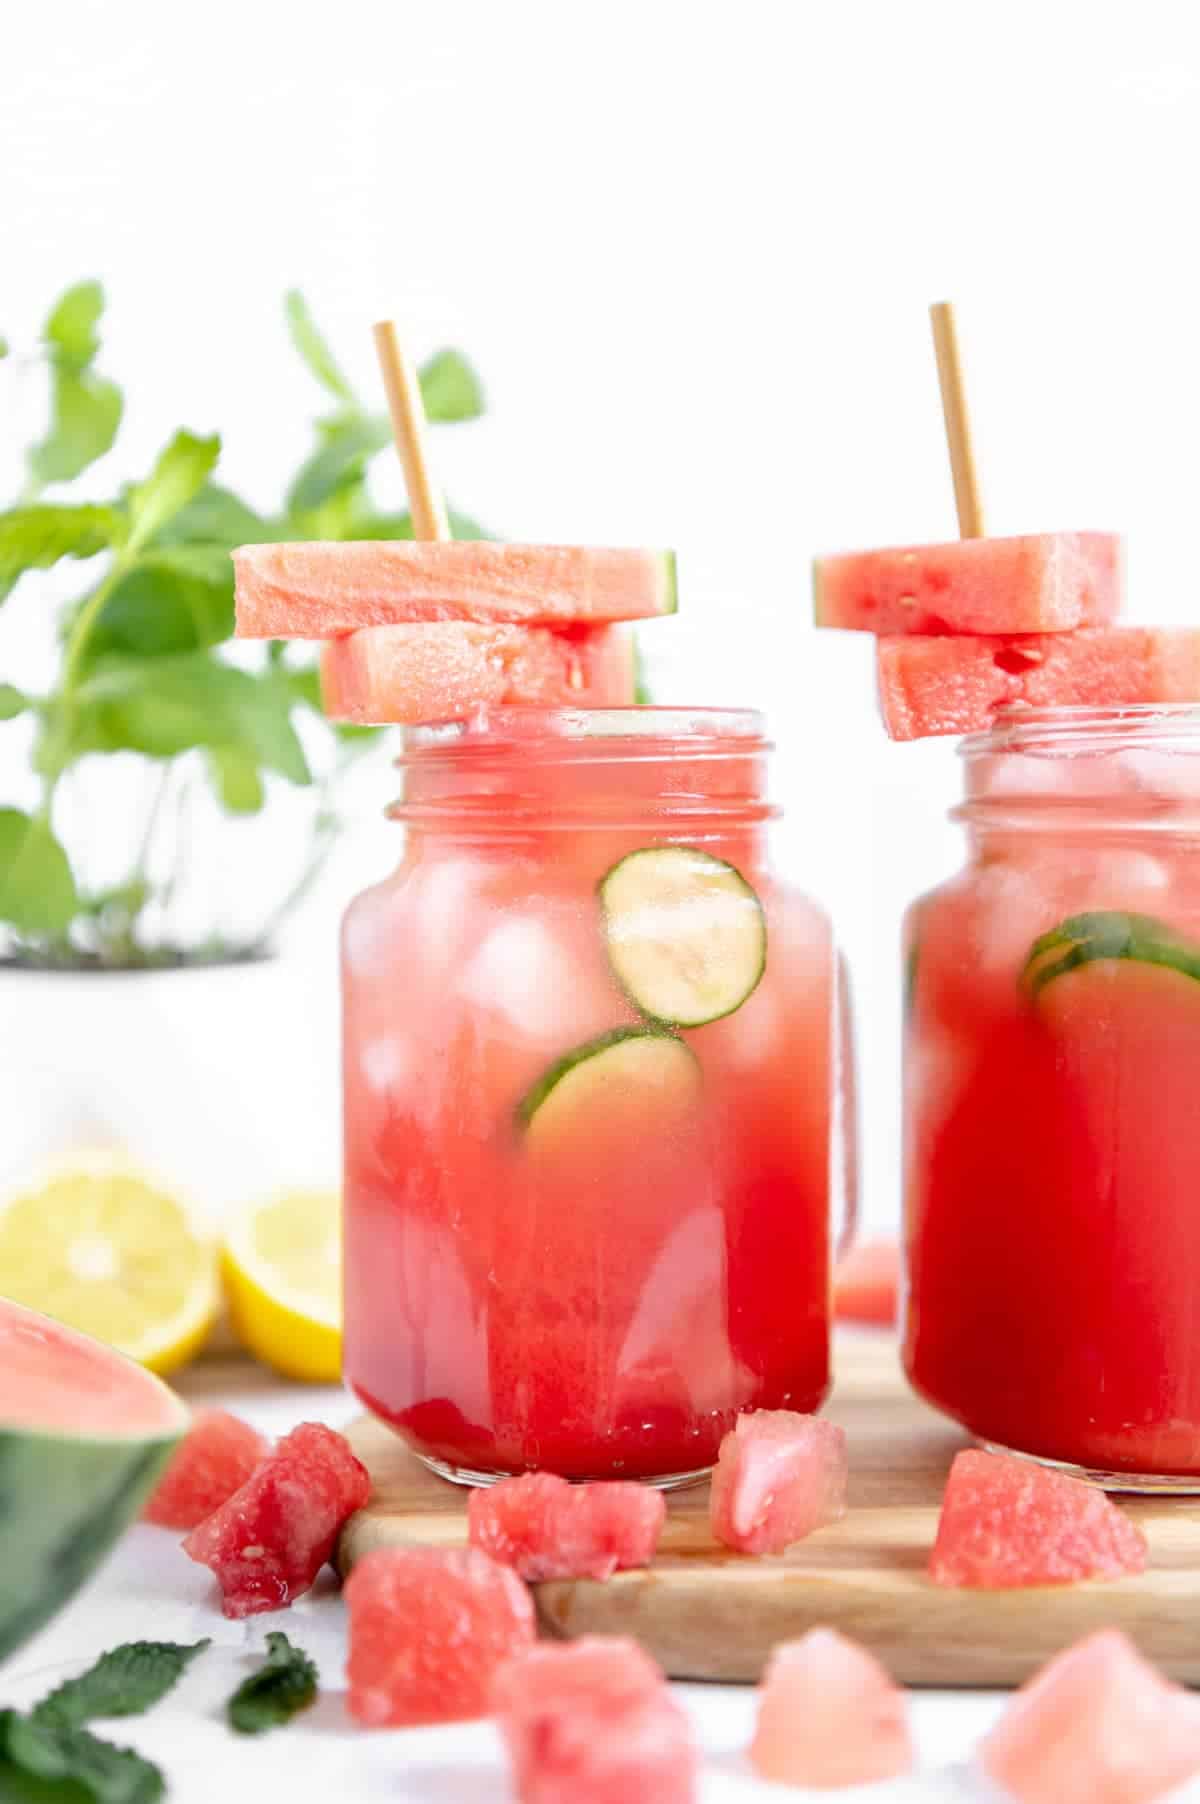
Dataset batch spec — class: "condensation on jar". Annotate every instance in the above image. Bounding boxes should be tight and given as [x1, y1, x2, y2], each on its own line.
[340, 706, 853, 1487]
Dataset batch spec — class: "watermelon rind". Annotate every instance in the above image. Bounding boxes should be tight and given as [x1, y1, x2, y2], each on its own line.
[0, 1303, 187, 1664]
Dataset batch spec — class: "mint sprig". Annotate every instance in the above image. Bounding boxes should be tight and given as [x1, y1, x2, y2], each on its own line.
[226, 1632, 318, 1736]
[32, 1639, 211, 1729]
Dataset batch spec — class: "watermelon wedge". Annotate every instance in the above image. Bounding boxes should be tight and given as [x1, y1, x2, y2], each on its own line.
[234, 543, 677, 638]
[815, 532, 1120, 636]
[467, 1471, 665, 1581]
[0, 1295, 188, 1662]
[321, 623, 636, 724]
[751, 1629, 914, 1787]
[877, 628, 1200, 740]
[982, 1630, 1200, 1804]
[710, 1411, 848, 1555]
[142, 1408, 269, 1529]
[930, 1449, 1148, 1588]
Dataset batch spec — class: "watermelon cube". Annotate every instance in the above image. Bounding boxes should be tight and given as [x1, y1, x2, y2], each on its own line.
[234, 542, 678, 638]
[345, 1545, 535, 1727]
[492, 1636, 696, 1804]
[750, 1628, 914, 1787]
[142, 1408, 269, 1530]
[320, 622, 636, 725]
[833, 1239, 901, 1328]
[982, 1629, 1200, 1804]
[468, 1472, 665, 1581]
[814, 532, 1120, 636]
[183, 1421, 370, 1618]
[710, 1411, 847, 1555]
[876, 627, 1200, 741]
[929, 1449, 1148, 1588]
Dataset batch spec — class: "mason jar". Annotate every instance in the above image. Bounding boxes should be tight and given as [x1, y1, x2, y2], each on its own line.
[904, 705, 1200, 1489]
[341, 706, 852, 1486]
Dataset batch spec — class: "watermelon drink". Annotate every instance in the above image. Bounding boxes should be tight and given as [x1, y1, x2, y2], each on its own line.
[905, 705, 1200, 1486]
[342, 708, 844, 1484]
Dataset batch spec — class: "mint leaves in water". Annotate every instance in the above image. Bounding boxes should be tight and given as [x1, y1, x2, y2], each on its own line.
[0, 1638, 208, 1803]
[226, 1632, 318, 1736]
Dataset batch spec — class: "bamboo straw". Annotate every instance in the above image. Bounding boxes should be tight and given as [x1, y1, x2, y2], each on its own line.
[929, 301, 985, 539]
[371, 319, 451, 541]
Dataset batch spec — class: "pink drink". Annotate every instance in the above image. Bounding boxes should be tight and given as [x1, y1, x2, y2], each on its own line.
[342, 708, 845, 1483]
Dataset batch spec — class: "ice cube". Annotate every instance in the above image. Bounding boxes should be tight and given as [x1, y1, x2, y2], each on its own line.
[460, 913, 582, 1045]
[360, 1037, 413, 1097]
[1083, 849, 1170, 902]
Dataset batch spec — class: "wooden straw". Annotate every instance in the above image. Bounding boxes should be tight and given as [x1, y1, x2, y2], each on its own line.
[372, 319, 451, 542]
[929, 301, 985, 539]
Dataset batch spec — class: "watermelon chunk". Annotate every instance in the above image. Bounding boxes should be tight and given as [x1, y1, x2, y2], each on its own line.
[876, 627, 1200, 740]
[982, 1629, 1200, 1804]
[492, 1636, 697, 1804]
[183, 1421, 370, 1617]
[345, 1545, 536, 1727]
[234, 542, 677, 638]
[0, 1295, 188, 1663]
[143, 1408, 268, 1529]
[815, 532, 1120, 636]
[467, 1472, 665, 1581]
[321, 623, 635, 724]
[929, 1449, 1148, 1588]
[750, 1628, 914, 1787]
[833, 1239, 901, 1327]
[710, 1411, 848, 1555]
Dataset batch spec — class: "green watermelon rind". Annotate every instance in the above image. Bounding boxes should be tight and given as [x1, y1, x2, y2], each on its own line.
[1021, 910, 1200, 998]
[656, 551, 679, 616]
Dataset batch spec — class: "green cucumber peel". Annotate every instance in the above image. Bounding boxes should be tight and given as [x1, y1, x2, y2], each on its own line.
[516, 1027, 694, 1130]
[1021, 910, 1200, 997]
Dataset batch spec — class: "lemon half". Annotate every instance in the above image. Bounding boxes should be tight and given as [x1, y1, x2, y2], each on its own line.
[221, 1189, 342, 1382]
[0, 1159, 218, 1374]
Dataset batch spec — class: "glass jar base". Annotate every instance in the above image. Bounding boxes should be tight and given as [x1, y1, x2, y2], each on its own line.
[416, 1451, 714, 1492]
[978, 1437, 1200, 1495]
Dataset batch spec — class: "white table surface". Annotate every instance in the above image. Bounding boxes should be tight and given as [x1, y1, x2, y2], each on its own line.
[0, 1356, 1139, 1803]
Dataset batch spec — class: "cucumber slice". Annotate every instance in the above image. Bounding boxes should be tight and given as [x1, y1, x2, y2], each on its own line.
[1021, 910, 1200, 997]
[598, 846, 767, 1027]
[518, 1028, 702, 1155]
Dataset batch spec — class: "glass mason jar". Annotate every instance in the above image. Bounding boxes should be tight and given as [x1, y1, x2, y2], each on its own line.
[341, 707, 851, 1486]
[904, 705, 1200, 1490]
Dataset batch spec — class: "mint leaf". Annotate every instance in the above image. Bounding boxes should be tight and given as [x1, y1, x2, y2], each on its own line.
[32, 1640, 210, 1730]
[208, 746, 265, 814]
[0, 685, 28, 720]
[285, 292, 354, 403]
[125, 431, 221, 556]
[0, 1712, 162, 1804]
[286, 416, 391, 515]
[0, 809, 78, 936]
[419, 349, 484, 423]
[151, 483, 273, 550]
[0, 505, 118, 604]
[226, 1632, 317, 1736]
[28, 369, 123, 488]
[86, 546, 234, 661]
[42, 281, 104, 370]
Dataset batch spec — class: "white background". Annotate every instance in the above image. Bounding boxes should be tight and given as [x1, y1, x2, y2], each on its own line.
[7, 0, 1200, 1229]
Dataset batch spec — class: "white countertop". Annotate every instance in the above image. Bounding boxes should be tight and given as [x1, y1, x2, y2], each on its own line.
[1, 1359, 1028, 1803]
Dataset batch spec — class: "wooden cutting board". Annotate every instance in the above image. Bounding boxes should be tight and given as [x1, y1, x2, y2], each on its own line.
[337, 1334, 1200, 1688]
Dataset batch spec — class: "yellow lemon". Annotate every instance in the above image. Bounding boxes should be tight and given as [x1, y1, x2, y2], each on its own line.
[0, 1157, 218, 1374]
[221, 1189, 342, 1382]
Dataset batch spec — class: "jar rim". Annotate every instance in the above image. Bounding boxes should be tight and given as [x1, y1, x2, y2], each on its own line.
[403, 705, 767, 753]
[961, 704, 1200, 759]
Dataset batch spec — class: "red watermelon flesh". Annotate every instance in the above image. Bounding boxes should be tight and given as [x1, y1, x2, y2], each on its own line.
[815, 532, 1120, 636]
[234, 542, 677, 638]
[877, 628, 1200, 740]
[142, 1409, 268, 1530]
[929, 1449, 1147, 1588]
[710, 1411, 847, 1555]
[492, 1636, 697, 1804]
[183, 1421, 370, 1617]
[751, 1628, 914, 1787]
[321, 623, 635, 724]
[982, 1629, 1200, 1804]
[833, 1240, 901, 1327]
[345, 1545, 535, 1727]
[467, 1472, 665, 1581]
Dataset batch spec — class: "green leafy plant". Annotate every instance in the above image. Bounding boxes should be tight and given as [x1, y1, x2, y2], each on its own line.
[0, 283, 487, 966]
[225, 1631, 317, 1735]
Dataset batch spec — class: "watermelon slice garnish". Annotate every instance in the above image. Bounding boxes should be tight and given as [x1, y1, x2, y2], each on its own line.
[751, 1628, 914, 1787]
[814, 532, 1120, 636]
[929, 1449, 1147, 1588]
[710, 1410, 848, 1555]
[876, 628, 1200, 740]
[320, 622, 636, 724]
[467, 1470, 665, 1581]
[234, 542, 677, 638]
[982, 1629, 1200, 1804]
